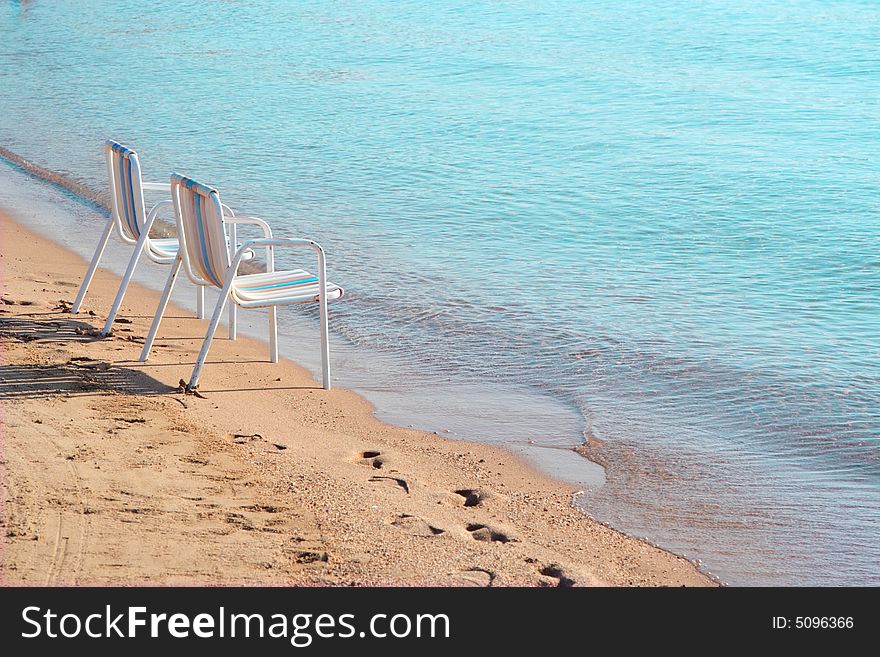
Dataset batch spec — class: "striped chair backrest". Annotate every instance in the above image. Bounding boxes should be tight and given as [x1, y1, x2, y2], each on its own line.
[171, 173, 230, 288]
[105, 140, 145, 240]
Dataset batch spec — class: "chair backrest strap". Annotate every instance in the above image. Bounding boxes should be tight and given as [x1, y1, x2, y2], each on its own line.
[171, 173, 230, 288]
[105, 140, 146, 240]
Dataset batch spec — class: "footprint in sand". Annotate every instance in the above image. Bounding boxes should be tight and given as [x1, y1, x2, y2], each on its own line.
[390, 514, 445, 537]
[466, 523, 514, 544]
[357, 450, 385, 470]
[454, 488, 489, 507]
[538, 563, 576, 587]
[288, 549, 329, 565]
[443, 568, 495, 587]
[369, 475, 409, 494]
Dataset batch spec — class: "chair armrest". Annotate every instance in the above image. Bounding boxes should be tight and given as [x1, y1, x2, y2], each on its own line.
[228, 237, 326, 280]
[236, 237, 323, 255]
[141, 182, 171, 192]
[144, 199, 173, 227]
[224, 215, 273, 238]
[225, 217, 275, 270]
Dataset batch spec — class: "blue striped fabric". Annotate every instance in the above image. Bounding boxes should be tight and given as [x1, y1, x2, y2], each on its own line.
[106, 140, 141, 239]
[243, 276, 319, 291]
[171, 173, 229, 288]
[231, 269, 344, 305]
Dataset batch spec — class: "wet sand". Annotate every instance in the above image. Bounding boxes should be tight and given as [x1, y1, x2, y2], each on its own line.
[0, 209, 713, 586]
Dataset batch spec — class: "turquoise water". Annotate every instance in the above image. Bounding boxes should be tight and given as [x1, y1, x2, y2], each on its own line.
[1, 0, 878, 585]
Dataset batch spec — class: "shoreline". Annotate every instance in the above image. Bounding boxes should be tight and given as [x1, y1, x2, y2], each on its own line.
[0, 145, 111, 213]
[0, 207, 713, 586]
[0, 147, 603, 486]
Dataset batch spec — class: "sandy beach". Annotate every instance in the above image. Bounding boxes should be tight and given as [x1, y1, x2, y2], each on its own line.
[0, 208, 712, 587]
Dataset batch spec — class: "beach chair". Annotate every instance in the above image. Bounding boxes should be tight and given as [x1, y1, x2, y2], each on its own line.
[139, 174, 343, 391]
[70, 140, 244, 338]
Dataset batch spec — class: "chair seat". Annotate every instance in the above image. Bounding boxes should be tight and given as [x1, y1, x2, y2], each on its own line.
[147, 238, 255, 261]
[148, 238, 180, 258]
[232, 269, 344, 305]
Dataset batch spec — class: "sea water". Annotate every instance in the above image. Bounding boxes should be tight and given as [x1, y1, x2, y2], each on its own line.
[1, 0, 878, 585]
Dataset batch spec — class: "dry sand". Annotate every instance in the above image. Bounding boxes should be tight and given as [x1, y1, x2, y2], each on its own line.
[0, 209, 713, 586]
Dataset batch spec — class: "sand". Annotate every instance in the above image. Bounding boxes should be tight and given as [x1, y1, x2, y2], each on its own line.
[0, 209, 713, 586]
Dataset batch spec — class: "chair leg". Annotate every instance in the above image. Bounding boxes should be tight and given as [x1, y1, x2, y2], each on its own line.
[71, 216, 115, 314]
[196, 286, 205, 319]
[228, 222, 238, 340]
[268, 307, 278, 363]
[319, 288, 331, 390]
[139, 256, 182, 362]
[189, 292, 230, 390]
[101, 231, 150, 336]
[229, 304, 238, 340]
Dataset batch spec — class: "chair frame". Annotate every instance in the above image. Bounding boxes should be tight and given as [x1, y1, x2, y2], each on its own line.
[70, 140, 241, 338]
[139, 175, 335, 391]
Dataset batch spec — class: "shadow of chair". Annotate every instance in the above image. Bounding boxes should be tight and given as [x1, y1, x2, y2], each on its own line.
[0, 361, 176, 401]
[0, 315, 104, 343]
[0, 315, 177, 400]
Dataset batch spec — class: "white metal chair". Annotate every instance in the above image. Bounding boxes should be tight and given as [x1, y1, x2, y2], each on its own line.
[71, 140, 245, 338]
[139, 174, 343, 391]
